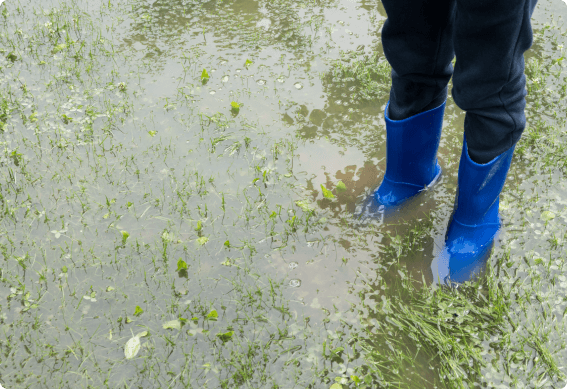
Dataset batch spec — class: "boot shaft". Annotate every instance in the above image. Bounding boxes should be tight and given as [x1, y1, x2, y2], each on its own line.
[384, 101, 445, 187]
[452, 136, 515, 227]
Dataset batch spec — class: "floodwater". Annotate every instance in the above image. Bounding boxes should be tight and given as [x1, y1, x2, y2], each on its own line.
[0, 0, 567, 387]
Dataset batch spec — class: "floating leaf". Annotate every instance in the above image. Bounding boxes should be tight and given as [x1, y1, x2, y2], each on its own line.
[295, 200, 313, 212]
[206, 309, 218, 320]
[121, 230, 130, 241]
[124, 335, 141, 359]
[148, 130, 157, 137]
[163, 319, 181, 330]
[224, 240, 230, 248]
[320, 184, 335, 199]
[330, 384, 342, 389]
[542, 211, 555, 221]
[177, 259, 188, 271]
[61, 114, 73, 124]
[244, 59, 253, 69]
[216, 330, 234, 343]
[336, 181, 347, 192]
[201, 69, 209, 85]
[52, 43, 67, 54]
[230, 101, 240, 109]
[331, 346, 344, 355]
[350, 375, 362, 384]
[134, 306, 144, 316]
[62, 266, 68, 274]
[136, 331, 149, 338]
[197, 236, 209, 245]
[106, 286, 115, 292]
[161, 231, 172, 243]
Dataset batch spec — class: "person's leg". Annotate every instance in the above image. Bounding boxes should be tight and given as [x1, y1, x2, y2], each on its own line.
[444, 0, 539, 283]
[372, 0, 456, 208]
[381, 0, 456, 120]
[452, 0, 539, 164]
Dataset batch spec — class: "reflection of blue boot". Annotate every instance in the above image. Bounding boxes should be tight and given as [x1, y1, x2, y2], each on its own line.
[374, 100, 445, 207]
[445, 136, 515, 284]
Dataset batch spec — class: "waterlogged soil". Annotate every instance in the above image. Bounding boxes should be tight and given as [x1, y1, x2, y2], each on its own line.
[0, 0, 567, 387]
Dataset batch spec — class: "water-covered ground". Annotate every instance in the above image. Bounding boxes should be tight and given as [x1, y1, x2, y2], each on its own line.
[0, 0, 567, 387]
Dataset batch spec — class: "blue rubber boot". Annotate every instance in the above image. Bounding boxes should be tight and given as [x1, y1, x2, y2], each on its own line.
[374, 100, 445, 207]
[444, 135, 515, 284]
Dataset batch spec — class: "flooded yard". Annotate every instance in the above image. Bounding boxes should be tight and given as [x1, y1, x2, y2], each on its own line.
[1, 0, 567, 387]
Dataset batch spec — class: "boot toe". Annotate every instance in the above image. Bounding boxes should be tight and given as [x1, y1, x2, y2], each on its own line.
[444, 220, 500, 283]
[374, 178, 423, 207]
[446, 241, 494, 284]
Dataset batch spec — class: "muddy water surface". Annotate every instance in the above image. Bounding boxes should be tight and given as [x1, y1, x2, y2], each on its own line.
[0, 0, 567, 387]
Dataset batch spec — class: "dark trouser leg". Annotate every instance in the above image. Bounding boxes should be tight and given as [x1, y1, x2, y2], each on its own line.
[452, 0, 538, 163]
[381, 0, 539, 164]
[381, 0, 456, 121]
